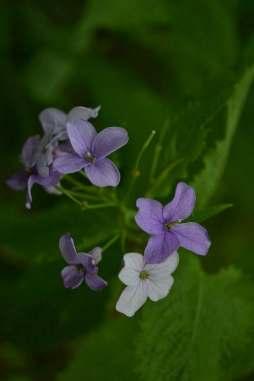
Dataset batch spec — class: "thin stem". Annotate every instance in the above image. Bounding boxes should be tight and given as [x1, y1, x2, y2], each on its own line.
[58, 185, 83, 206]
[149, 119, 169, 184]
[82, 202, 117, 211]
[147, 158, 183, 197]
[102, 234, 120, 252]
[125, 130, 156, 202]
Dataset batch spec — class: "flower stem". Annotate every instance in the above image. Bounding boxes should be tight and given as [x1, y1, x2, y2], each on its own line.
[82, 202, 117, 211]
[102, 234, 120, 252]
[149, 119, 169, 185]
[125, 130, 156, 202]
[57, 185, 83, 206]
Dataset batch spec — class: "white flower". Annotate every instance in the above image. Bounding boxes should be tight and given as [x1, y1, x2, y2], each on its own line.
[116, 251, 179, 317]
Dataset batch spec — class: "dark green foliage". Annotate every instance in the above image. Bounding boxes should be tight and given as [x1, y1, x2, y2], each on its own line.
[57, 318, 140, 381]
[137, 256, 254, 381]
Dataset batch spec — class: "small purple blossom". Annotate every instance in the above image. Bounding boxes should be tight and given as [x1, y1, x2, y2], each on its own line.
[59, 234, 107, 291]
[135, 182, 211, 264]
[54, 119, 129, 187]
[39, 106, 100, 143]
[7, 136, 61, 209]
[37, 106, 100, 177]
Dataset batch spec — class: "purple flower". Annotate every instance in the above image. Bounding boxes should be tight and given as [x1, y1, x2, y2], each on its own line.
[54, 119, 129, 187]
[59, 234, 107, 291]
[135, 182, 211, 264]
[39, 105, 100, 142]
[37, 106, 100, 177]
[7, 136, 61, 209]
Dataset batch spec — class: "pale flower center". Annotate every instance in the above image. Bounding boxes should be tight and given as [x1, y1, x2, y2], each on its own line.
[164, 221, 178, 231]
[139, 270, 150, 280]
[84, 151, 96, 164]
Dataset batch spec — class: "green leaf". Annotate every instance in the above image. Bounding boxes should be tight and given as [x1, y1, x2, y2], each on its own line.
[191, 203, 233, 223]
[0, 203, 117, 262]
[193, 65, 254, 207]
[57, 318, 140, 381]
[137, 256, 254, 381]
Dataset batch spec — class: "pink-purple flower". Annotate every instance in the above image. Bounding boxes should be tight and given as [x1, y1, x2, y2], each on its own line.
[7, 136, 61, 209]
[54, 118, 129, 187]
[59, 234, 107, 291]
[135, 182, 211, 264]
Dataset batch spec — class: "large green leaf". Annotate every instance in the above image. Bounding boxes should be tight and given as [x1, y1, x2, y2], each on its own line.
[193, 65, 254, 207]
[57, 318, 140, 381]
[137, 256, 254, 381]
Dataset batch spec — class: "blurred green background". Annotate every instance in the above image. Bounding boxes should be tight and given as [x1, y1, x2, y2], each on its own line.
[1, 1, 254, 380]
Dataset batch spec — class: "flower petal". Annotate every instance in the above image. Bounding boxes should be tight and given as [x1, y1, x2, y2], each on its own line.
[54, 153, 86, 174]
[145, 252, 179, 301]
[144, 232, 179, 264]
[61, 265, 84, 289]
[119, 253, 143, 286]
[171, 222, 211, 256]
[116, 283, 148, 317]
[67, 106, 100, 123]
[85, 273, 107, 291]
[123, 253, 144, 271]
[135, 198, 164, 235]
[145, 251, 179, 275]
[92, 127, 129, 159]
[39, 108, 66, 135]
[21, 136, 41, 168]
[6, 171, 28, 191]
[119, 268, 140, 286]
[147, 275, 174, 302]
[26, 171, 60, 209]
[59, 234, 79, 264]
[85, 158, 120, 187]
[67, 119, 96, 157]
[163, 182, 196, 222]
[89, 247, 102, 264]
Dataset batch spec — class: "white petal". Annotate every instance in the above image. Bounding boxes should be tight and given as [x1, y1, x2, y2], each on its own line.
[144, 252, 179, 302]
[145, 251, 179, 275]
[123, 253, 144, 271]
[147, 276, 174, 302]
[118, 268, 140, 286]
[116, 283, 148, 317]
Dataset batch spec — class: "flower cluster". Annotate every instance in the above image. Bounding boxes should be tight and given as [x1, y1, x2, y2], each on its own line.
[8, 105, 211, 317]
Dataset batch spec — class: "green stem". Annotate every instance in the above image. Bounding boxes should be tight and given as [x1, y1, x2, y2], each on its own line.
[149, 119, 169, 184]
[125, 130, 156, 202]
[102, 234, 120, 252]
[82, 202, 117, 211]
[58, 185, 83, 206]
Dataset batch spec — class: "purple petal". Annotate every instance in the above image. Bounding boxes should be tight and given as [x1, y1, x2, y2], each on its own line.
[135, 198, 164, 235]
[21, 136, 41, 168]
[78, 254, 96, 273]
[59, 234, 79, 264]
[89, 247, 102, 264]
[163, 182, 196, 222]
[67, 119, 97, 157]
[67, 106, 100, 123]
[7, 171, 28, 191]
[171, 222, 211, 256]
[39, 108, 66, 135]
[26, 171, 61, 209]
[144, 232, 179, 264]
[54, 153, 86, 174]
[92, 127, 129, 159]
[85, 273, 107, 291]
[61, 265, 84, 289]
[85, 158, 120, 187]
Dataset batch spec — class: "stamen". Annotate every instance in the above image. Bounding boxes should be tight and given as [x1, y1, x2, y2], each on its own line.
[139, 270, 149, 280]
[164, 221, 177, 231]
[84, 152, 96, 163]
